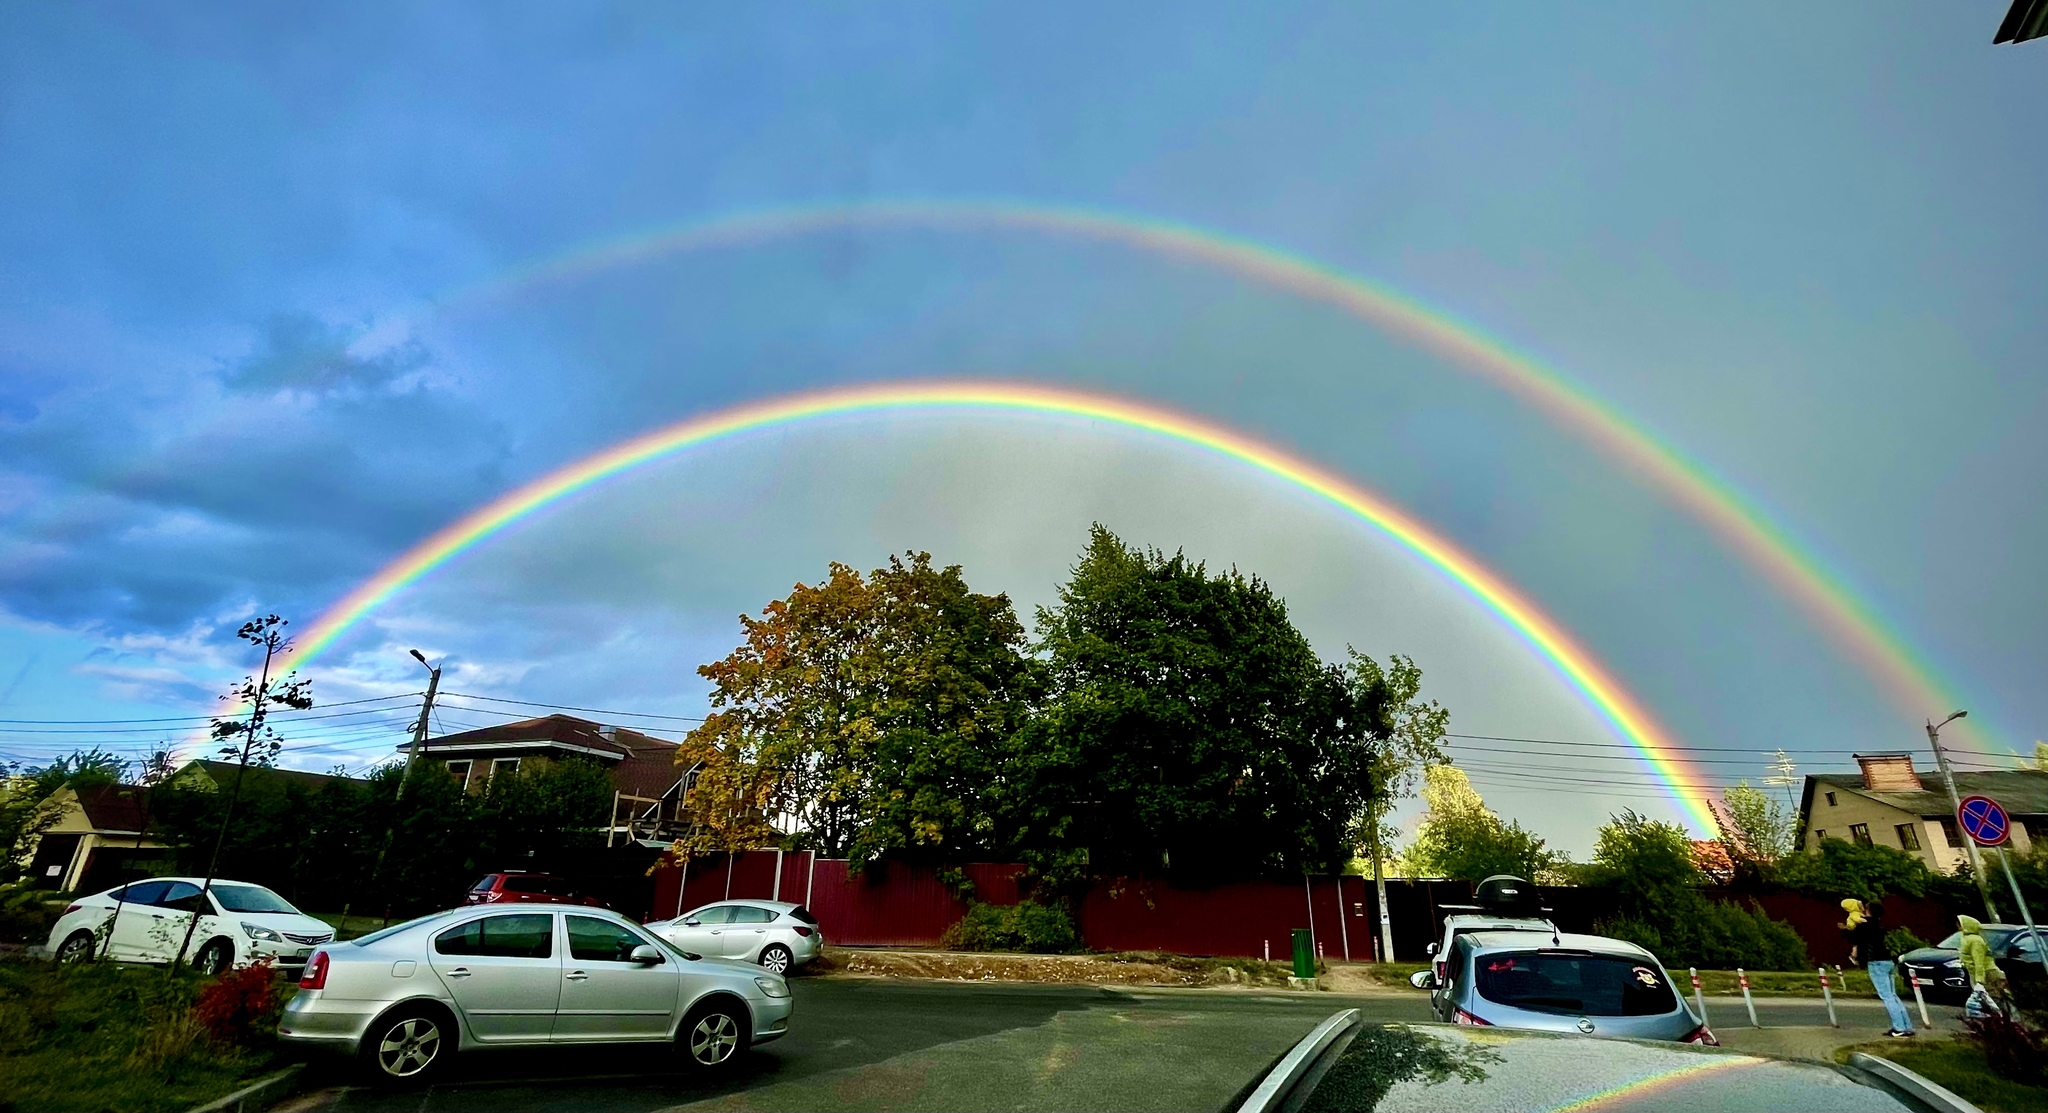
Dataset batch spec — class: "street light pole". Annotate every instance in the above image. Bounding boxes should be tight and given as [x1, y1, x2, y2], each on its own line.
[1925, 711, 2001, 922]
[398, 649, 442, 793]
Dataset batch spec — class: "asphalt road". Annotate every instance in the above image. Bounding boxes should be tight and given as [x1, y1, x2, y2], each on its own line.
[285, 981, 1946, 1113]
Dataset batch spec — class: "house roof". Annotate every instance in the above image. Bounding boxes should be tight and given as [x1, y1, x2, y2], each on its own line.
[414, 714, 685, 799]
[74, 783, 150, 832]
[174, 760, 356, 792]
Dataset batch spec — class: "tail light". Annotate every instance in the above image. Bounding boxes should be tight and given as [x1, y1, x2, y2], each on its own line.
[1684, 1025, 1719, 1046]
[792, 926, 814, 938]
[62, 904, 82, 917]
[1453, 1008, 1491, 1026]
[299, 951, 330, 990]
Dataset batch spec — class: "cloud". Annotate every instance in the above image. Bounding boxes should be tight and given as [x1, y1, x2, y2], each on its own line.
[225, 314, 430, 395]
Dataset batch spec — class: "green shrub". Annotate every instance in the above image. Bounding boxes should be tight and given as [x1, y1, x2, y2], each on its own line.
[940, 900, 1080, 953]
[0, 881, 63, 945]
[1883, 926, 1928, 959]
[1597, 899, 1807, 972]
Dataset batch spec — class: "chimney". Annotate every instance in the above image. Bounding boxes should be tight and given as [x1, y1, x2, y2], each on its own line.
[1855, 753, 1923, 792]
[597, 725, 618, 742]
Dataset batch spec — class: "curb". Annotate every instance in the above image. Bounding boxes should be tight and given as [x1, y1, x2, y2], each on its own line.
[1849, 1053, 1983, 1113]
[188, 1063, 306, 1113]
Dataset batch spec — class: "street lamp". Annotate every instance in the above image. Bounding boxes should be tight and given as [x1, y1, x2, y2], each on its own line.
[399, 650, 444, 784]
[1925, 711, 2001, 921]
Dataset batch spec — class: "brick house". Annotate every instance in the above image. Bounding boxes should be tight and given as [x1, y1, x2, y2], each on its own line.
[1796, 753, 2048, 872]
[407, 714, 693, 843]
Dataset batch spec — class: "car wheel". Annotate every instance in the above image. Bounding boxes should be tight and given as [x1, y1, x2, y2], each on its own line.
[361, 1007, 454, 1085]
[758, 944, 793, 975]
[193, 938, 234, 976]
[56, 930, 96, 964]
[680, 999, 749, 1071]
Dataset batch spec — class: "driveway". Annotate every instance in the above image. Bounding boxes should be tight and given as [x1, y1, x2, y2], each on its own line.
[285, 979, 1955, 1113]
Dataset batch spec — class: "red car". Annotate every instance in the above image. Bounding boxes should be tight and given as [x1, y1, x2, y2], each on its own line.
[464, 871, 607, 908]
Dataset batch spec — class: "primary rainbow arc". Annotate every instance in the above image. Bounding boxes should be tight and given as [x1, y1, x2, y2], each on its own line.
[290, 380, 1725, 833]
[405, 198, 1981, 752]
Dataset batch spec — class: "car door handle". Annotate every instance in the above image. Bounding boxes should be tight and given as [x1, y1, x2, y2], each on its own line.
[565, 971, 589, 981]
[446, 967, 472, 978]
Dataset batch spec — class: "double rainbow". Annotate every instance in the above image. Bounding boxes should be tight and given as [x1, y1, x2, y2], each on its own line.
[289, 381, 1723, 832]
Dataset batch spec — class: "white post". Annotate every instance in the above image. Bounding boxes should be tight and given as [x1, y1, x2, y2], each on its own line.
[804, 851, 816, 908]
[1264, 939, 1271, 962]
[1738, 968, 1760, 1028]
[1336, 878, 1351, 961]
[1909, 970, 1931, 1028]
[772, 848, 784, 902]
[1303, 875, 1317, 964]
[1689, 967, 1709, 1028]
[1819, 967, 1839, 1027]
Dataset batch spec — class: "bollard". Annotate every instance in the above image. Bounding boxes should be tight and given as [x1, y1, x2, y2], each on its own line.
[1264, 939, 1270, 962]
[1909, 972, 1931, 1029]
[1737, 967, 1760, 1028]
[1689, 967, 1709, 1028]
[1318, 941, 1326, 963]
[1818, 967, 1838, 1028]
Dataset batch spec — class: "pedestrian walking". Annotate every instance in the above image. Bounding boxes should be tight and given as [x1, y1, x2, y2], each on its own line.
[1955, 914, 2006, 1020]
[1842, 898, 1912, 1037]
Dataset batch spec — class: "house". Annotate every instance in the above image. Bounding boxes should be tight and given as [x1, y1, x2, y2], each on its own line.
[406, 714, 692, 843]
[1796, 753, 2048, 872]
[23, 783, 172, 894]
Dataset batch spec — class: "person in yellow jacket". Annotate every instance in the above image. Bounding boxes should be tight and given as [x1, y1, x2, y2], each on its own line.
[1956, 915, 2005, 1018]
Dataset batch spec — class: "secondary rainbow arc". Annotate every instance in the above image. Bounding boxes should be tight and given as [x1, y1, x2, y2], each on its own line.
[408, 199, 1983, 752]
[289, 381, 1724, 833]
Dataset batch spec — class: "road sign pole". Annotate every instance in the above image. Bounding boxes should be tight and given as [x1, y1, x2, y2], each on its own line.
[1994, 847, 2042, 961]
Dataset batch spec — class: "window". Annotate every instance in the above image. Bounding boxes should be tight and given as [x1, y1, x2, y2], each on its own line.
[1814, 829, 1827, 843]
[447, 760, 472, 785]
[1825, 792, 1837, 807]
[434, 913, 553, 958]
[471, 875, 498, 892]
[1895, 823, 1922, 851]
[111, 880, 170, 905]
[503, 874, 567, 895]
[1849, 824, 1872, 847]
[1474, 952, 1677, 1017]
[685, 905, 734, 925]
[490, 757, 521, 781]
[210, 883, 297, 914]
[787, 906, 819, 925]
[567, 915, 654, 962]
[729, 905, 777, 924]
[154, 881, 209, 913]
[1940, 817, 1965, 848]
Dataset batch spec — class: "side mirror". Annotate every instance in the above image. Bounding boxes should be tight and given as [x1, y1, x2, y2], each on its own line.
[1425, 941, 1438, 957]
[682, 918, 701, 927]
[629, 944, 665, 965]
[1408, 970, 1436, 990]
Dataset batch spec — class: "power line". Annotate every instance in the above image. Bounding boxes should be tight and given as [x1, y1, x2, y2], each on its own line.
[439, 691, 706, 723]
[0, 692, 421, 725]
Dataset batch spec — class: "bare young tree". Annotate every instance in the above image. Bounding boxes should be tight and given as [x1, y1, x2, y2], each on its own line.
[172, 615, 312, 972]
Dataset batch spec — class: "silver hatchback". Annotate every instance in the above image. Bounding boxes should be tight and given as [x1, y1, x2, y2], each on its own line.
[1411, 930, 1713, 1044]
[279, 905, 795, 1083]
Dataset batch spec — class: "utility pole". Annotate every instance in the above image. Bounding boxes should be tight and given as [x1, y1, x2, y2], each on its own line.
[1926, 711, 2001, 922]
[400, 649, 442, 786]
[1761, 750, 1800, 814]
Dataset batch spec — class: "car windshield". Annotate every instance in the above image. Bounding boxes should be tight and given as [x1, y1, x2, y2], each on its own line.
[1935, 929, 2019, 951]
[209, 883, 298, 914]
[351, 910, 459, 948]
[1475, 952, 1678, 1017]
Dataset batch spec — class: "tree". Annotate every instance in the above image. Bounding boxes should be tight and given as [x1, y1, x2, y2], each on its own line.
[1398, 766, 1556, 883]
[683, 553, 1036, 867]
[1345, 653, 1449, 961]
[1776, 836, 1934, 902]
[1712, 781, 1794, 885]
[1585, 810, 1703, 918]
[1014, 525, 1378, 884]
[174, 615, 313, 969]
[1581, 809, 1807, 971]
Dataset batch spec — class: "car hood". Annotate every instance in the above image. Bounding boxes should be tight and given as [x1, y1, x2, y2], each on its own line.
[1258, 1020, 1917, 1112]
[1898, 946, 1957, 963]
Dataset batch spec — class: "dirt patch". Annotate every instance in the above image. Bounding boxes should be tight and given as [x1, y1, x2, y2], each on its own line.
[814, 948, 1415, 992]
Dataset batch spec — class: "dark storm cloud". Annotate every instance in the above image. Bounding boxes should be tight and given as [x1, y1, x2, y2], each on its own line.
[225, 315, 430, 394]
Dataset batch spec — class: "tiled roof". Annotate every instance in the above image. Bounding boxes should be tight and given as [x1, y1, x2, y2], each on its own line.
[1809, 768, 2048, 817]
[74, 783, 149, 832]
[415, 713, 679, 761]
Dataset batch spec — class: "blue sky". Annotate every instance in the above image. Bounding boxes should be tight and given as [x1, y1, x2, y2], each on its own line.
[2, 3, 2042, 853]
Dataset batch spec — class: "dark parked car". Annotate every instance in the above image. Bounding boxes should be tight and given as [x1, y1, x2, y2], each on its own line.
[1899, 923, 2043, 1003]
[464, 872, 607, 908]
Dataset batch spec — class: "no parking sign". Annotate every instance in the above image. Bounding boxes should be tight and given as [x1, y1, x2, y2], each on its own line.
[1958, 795, 2011, 847]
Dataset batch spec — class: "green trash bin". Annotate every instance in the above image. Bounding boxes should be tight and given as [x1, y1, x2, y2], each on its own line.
[1291, 928, 1314, 979]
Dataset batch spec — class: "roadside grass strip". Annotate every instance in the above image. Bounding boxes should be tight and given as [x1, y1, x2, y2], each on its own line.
[1839, 1038, 2048, 1113]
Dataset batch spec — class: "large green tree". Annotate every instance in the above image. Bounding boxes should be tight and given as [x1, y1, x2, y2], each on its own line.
[1398, 765, 1556, 882]
[1013, 526, 1382, 883]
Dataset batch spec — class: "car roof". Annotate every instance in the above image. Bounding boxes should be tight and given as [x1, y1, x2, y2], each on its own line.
[695, 899, 800, 910]
[1463, 931, 1654, 959]
[1444, 915, 1550, 930]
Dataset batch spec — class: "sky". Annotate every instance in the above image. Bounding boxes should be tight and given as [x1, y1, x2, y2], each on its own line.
[1, 3, 2043, 856]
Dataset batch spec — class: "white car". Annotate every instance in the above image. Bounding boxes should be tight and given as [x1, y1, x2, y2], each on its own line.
[646, 900, 823, 974]
[46, 876, 335, 976]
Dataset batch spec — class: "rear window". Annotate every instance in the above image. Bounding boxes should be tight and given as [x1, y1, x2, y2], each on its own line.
[435, 913, 554, 959]
[210, 883, 298, 914]
[503, 875, 565, 895]
[787, 905, 818, 925]
[471, 875, 498, 892]
[730, 905, 776, 924]
[351, 910, 458, 948]
[1475, 952, 1677, 1017]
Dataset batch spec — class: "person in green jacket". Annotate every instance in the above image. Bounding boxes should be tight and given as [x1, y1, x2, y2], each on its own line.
[1956, 915, 2004, 1018]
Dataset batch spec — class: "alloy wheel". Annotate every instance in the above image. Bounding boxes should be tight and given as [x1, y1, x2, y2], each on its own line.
[56, 932, 93, 964]
[760, 946, 791, 974]
[689, 1012, 740, 1065]
[377, 1017, 443, 1078]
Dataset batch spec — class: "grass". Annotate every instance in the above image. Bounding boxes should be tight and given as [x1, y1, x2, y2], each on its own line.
[0, 957, 288, 1113]
[1693, 967, 1881, 999]
[1839, 1037, 2048, 1113]
[306, 911, 375, 941]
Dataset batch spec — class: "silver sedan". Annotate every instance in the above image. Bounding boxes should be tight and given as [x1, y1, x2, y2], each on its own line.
[279, 905, 794, 1083]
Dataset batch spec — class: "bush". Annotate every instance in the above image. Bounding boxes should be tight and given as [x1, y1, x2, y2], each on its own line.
[1964, 1009, 2045, 1084]
[1884, 926, 1928, 959]
[192, 959, 282, 1045]
[940, 900, 1080, 953]
[1597, 899, 1808, 972]
[1776, 838, 1932, 901]
[0, 881, 63, 945]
